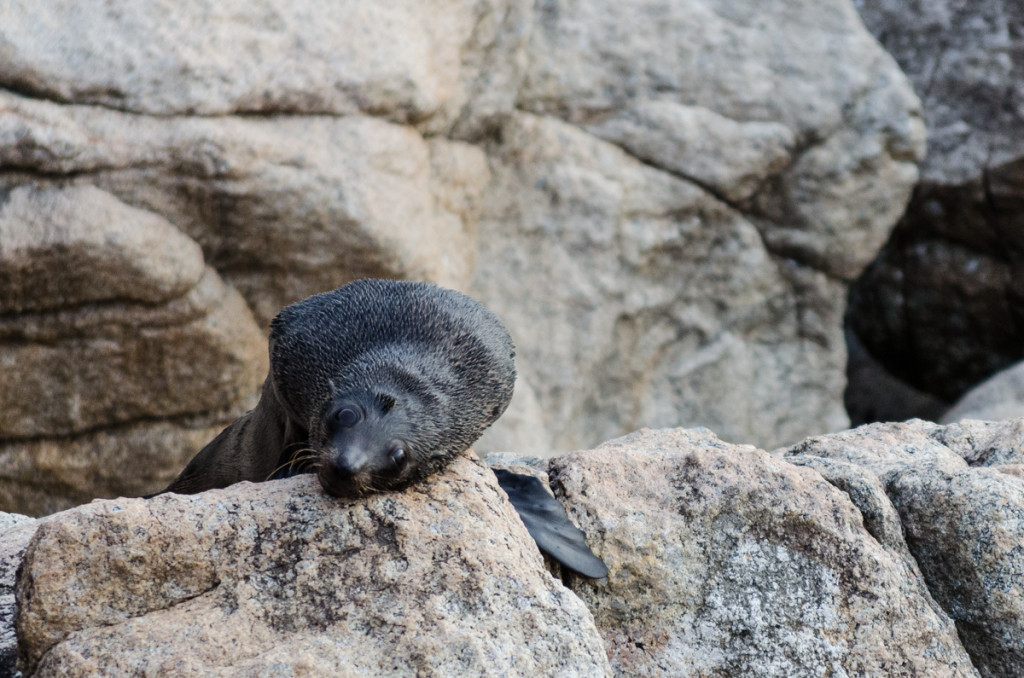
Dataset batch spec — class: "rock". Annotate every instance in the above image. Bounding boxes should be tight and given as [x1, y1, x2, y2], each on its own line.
[0, 185, 266, 514]
[0, 422, 227, 517]
[1, 513, 38, 678]
[844, 327, 950, 426]
[475, 111, 847, 450]
[782, 420, 1024, 678]
[941, 361, 1024, 424]
[847, 0, 1024, 404]
[519, 0, 924, 280]
[0, 91, 490, 325]
[15, 456, 610, 677]
[0, 269, 263, 439]
[918, 417, 1024, 468]
[584, 101, 796, 204]
[0, 186, 265, 439]
[0, 0, 530, 136]
[0, 184, 205, 312]
[474, 0, 923, 451]
[545, 428, 975, 677]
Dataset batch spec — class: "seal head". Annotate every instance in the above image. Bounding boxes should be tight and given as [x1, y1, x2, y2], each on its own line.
[315, 390, 418, 496]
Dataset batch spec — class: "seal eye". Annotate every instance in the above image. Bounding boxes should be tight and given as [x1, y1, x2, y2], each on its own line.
[333, 407, 360, 428]
[389, 447, 407, 468]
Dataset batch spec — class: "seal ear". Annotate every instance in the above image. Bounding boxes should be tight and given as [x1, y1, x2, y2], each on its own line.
[492, 468, 609, 579]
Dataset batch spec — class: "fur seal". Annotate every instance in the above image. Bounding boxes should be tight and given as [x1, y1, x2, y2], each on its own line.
[155, 279, 608, 579]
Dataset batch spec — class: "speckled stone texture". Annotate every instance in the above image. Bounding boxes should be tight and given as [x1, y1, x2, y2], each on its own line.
[547, 428, 976, 677]
[782, 419, 1024, 678]
[0, 512, 37, 678]
[14, 455, 609, 678]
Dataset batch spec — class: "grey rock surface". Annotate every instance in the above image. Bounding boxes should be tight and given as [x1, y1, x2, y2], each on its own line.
[0, 421, 228, 517]
[15, 456, 610, 677]
[917, 417, 1024, 468]
[0, 184, 205, 312]
[519, 0, 924, 280]
[475, 0, 924, 451]
[0, 0, 530, 136]
[547, 428, 976, 677]
[474, 112, 853, 451]
[0, 513, 37, 678]
[941, 361, 1024, 424]
[782, 420, 1024, 678]
[0, 91, 488, 325]
[848, 0, 1024, 405]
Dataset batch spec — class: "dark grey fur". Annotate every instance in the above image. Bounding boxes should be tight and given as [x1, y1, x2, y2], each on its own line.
[158, 279, 607, 578]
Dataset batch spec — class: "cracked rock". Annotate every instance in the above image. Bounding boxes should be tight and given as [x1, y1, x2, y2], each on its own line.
[476, 0, 924, 452]
[782, 419, 1024, 678]
[546, 428, 976, 677]
[0, 512, 37, 678]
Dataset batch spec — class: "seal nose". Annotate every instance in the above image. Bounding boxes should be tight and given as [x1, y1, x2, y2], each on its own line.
[332, 448, 366, 477]
[318, 446, 369, 497]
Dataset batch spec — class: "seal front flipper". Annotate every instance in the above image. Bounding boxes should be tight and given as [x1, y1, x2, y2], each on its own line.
[493, 468, 609, 579]
[153, 377, 301, 496]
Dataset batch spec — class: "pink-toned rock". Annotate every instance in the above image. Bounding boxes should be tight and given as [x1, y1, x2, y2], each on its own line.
[548, 428, 976, 677]
[15, 456, 610, 677]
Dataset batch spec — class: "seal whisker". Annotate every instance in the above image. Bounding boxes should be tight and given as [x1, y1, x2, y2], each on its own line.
[265, 450, 320, 481]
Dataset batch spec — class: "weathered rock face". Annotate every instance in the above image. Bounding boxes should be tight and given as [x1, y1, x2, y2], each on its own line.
[475, 112, 850, 451]
[782, 419, 1024, 678]
[847, 0, 1024, 411]
[0, 0, 530, 137]
[14, 456, 610, 677]
[0, 185, 267, 515]
[0, 0, 924, 512]
[14, 423, 1023, 677]
[546, 428, 976, 677]
[0, 92, 490, 326]
[0, 512, 36, 678]
[474, 0, 924, 451]
[927, 417, 1024, 467]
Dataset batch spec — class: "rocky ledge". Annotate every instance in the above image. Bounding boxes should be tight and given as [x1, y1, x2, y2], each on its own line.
[3, 420, 1022, 677]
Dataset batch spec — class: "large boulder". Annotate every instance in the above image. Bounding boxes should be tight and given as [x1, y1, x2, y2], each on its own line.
[0, 185, 266, 515]
[0, 0, 529, 137]
[847, 0, 1024, 413]
[0, 92, 490, 326]
[547, 428, 976, 677]
[14, 456, 610, 677]
[474, 0, 924, 451]
[782, 419, 1024, 678]
[14, 423, 1020, 677]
